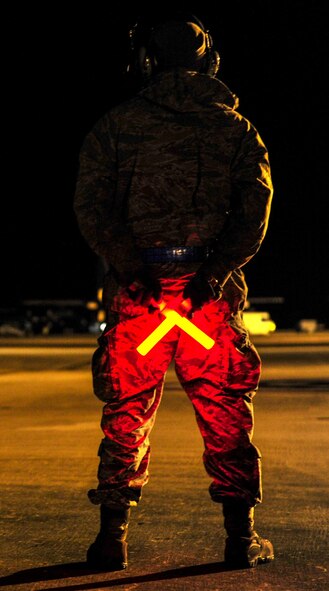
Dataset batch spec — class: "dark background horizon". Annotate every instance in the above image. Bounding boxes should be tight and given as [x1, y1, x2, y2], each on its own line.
[4, 1, 329, 328]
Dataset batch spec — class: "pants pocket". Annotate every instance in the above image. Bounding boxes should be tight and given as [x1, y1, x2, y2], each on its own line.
[92, 330, 117, 401]
[225, 325, 261, 393]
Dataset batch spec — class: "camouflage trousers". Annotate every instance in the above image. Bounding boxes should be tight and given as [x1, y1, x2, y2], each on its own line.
[88, 276, 262, 510]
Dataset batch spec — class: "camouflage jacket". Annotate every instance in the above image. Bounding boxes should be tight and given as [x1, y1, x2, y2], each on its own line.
[74, 69, 273, 310]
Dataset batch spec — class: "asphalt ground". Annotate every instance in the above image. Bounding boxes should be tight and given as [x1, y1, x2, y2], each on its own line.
[0, 331, 328, 590]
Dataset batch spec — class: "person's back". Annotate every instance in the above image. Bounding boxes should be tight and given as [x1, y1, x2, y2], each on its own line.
[102, 70, 259, 248]
[74, 12, 274, 572]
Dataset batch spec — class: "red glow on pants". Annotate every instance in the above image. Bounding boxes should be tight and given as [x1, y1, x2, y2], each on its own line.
[90, 276, 262, 509]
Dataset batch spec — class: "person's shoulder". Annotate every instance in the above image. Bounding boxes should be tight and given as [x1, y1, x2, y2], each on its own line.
[219, 101, 258, 133]
[215, 101, 251, 132]
[110, 94, 144, 116]
[100, 95, 146, 128]
[84, 95, 141, 135]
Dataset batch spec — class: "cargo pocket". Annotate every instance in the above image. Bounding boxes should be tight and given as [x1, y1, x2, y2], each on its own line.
[92, 329, 117, 402]
[225, 323, 261, 393]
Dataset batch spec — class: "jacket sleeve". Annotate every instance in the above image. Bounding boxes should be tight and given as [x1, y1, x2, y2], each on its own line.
[73, 114, 143, 279]
[201, 118, 273, 286]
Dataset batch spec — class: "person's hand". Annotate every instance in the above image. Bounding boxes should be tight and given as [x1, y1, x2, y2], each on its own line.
[183, 273, 223, 311]
[126, 267, 162, 307]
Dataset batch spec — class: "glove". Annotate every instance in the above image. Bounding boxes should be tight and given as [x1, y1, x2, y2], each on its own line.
[183, 273, 223, 311]
[126, 267, 162, 307]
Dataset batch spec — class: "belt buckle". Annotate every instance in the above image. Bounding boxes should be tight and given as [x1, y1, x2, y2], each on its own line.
[171, 247, 187, 259]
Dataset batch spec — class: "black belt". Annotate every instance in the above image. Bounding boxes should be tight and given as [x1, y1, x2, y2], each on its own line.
[141, 246, 211, 263]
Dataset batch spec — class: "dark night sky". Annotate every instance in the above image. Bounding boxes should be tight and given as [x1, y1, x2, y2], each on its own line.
[4, 1, 329, 327]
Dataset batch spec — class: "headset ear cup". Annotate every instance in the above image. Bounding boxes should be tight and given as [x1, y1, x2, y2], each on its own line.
[138, 47, 154, 80]
[200, 48, 220, 77]
[208, 50, 220, 77]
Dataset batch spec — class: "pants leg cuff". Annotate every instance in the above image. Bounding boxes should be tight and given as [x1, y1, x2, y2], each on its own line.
[88, 487, 141, 508]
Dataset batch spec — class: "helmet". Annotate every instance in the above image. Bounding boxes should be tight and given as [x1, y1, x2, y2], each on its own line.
[126, 11, 220, 85]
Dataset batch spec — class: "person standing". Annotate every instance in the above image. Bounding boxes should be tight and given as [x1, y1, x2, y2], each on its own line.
[74, 11, 274, 571]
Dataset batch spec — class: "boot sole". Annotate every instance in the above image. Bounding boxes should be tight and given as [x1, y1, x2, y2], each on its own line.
[247, 554, 275, 568]
[86, 555, 128, 571]
[225, 555, 274, 569]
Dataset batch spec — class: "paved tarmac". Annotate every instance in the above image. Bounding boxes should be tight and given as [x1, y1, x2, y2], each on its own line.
[0, 331, 328, 590]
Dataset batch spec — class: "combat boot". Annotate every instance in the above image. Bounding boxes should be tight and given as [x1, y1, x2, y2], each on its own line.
[86, 504, 130, 570]
[223, 501, 274, 569]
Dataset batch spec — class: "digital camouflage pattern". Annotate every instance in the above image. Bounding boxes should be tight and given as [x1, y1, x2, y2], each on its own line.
[74, 68, 273, 306]
[74, 68, 273, 509]
[88, 277, 262, 509]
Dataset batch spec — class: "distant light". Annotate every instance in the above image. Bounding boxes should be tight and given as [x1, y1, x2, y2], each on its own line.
[86, 301, 98, 310]
[244, 311, 276, 335]
[97, 309, 106, 322]
[297, 318, 318, 333]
